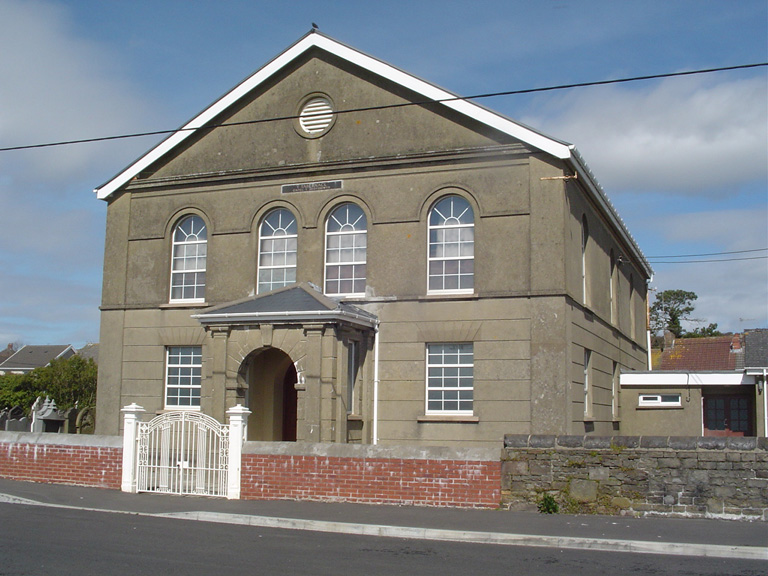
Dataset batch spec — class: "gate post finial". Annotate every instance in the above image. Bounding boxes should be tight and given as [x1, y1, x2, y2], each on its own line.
[121, 403, 145, 493]
[226, 404, 251, 500]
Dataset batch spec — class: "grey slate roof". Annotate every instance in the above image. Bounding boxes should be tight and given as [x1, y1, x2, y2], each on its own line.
[744, 329, 768, 368]
[0, 345, 74, 372]
[193, 283, 378, 328]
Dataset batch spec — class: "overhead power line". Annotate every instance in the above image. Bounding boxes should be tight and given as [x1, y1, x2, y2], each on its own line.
[646, 247, 768, 259]
[0, 62, 765, 153]
[648, 255, 768, 264]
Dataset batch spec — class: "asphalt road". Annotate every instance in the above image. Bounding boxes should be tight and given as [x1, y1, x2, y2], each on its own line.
[1, 503, 765, 576]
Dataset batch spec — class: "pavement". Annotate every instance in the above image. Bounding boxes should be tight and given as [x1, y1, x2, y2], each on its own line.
[0, 478, 765, 561]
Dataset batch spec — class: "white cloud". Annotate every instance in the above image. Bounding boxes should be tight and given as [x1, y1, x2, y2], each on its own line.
[522, 75, 768, 195]
[648, 209, 768, 333]
[0, 0, 154, 346]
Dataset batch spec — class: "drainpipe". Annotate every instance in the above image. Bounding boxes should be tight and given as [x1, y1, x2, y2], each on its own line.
[372, 321, 380, 445]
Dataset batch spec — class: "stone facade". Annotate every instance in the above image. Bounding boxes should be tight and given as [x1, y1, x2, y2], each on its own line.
[501, 434, 768, 521]
[94, 32, 651, 448]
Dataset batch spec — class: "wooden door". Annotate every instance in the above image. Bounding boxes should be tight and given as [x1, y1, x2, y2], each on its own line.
[703, 395, 753, 437]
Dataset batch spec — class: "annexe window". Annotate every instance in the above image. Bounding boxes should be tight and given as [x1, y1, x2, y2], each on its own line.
[639, 394, 681, 407]
[325, 203, 367, 296]
[258, 208, 297, 293]
[428, 195, 474, 293]
[426, 343, 474, 414]
[165, 346, 202, 409]
[170, 215, 207, 302]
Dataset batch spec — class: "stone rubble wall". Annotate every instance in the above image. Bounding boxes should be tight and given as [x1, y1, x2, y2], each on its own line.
[501, 434, 768, 521]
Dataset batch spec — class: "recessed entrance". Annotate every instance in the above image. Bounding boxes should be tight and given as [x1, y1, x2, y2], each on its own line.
[240, 348, 298, 441]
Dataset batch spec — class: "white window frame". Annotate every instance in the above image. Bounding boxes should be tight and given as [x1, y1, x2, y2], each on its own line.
[425, 343, 474, 415]
[165, 346, 202, 409]
[612, 361, 620, 421]
[638, 393, 682, 407]
[170, 215, 207, 303]
[325, 203, 367, 297]
[583, 349, 593, 419]
[258, 208, 298, 294]
[581, 215, 589, 305]
[427, 196, 474, 294]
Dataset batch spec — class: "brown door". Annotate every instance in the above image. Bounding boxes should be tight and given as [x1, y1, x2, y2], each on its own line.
[703, 395, 753, 437]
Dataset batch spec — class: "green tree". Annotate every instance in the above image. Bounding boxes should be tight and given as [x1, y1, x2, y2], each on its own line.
[0, 355, 97, 414]
[650, 289, 697, 337]
[686, 323, 723, 338]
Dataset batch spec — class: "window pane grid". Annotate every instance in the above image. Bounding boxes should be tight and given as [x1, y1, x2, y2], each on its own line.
[426, 343, 474, 414]
[165, 346, 202, 408]
[325, 204, 367, 296]
[170, 216, 207, 302]
[258, 209, 298, 293]
[428, 196, 474, 293]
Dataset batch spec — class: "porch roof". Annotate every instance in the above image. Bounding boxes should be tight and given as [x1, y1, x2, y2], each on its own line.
[192, 283, 378, 329]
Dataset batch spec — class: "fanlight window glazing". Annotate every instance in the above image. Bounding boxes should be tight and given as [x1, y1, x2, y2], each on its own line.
[170, 215, 207, 302]
[428, 195, 474, 293]
[258, 208, 298, 293]
[325, 203, 367, 296]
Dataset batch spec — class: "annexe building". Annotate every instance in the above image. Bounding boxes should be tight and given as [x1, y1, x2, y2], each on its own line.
[94, 31, 652, 447]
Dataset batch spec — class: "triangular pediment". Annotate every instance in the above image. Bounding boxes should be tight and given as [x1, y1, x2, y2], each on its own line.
[193, 283, 377, 328]
[95, 31, 572, 200]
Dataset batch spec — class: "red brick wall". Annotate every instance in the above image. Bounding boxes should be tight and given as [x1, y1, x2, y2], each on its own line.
[241, 454, 501, 508]
[0, 436, 122, 489]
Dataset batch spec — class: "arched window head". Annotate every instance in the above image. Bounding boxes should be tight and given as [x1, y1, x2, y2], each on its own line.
[258, 208, 297, 294]
[325, 203, 367, 296]
[170, 215, 207, 302]
[428, 195, 474, 293]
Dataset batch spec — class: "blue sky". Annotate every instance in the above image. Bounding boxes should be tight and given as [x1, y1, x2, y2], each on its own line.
[0, 0, 766, 348]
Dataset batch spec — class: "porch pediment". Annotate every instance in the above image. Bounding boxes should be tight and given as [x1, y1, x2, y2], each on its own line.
[192, 283, 377, 329]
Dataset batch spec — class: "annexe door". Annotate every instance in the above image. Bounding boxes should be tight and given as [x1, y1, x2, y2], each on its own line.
[136, 411, 229, 496]
[703, 395, 754, 437]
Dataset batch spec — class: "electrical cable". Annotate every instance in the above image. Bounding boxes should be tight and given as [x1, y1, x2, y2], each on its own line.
[0, 62, 765, 153]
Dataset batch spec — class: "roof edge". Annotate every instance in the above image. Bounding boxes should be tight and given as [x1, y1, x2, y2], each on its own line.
[94, 31, 572, 200]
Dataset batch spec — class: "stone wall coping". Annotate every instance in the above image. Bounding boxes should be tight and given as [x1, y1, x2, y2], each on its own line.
[243, 440, 499, 461]
[0, 431, 122, 449]
[503, 434, 766, 451]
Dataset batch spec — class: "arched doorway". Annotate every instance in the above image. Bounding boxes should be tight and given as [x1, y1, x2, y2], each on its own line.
[239, 348, 298, 441]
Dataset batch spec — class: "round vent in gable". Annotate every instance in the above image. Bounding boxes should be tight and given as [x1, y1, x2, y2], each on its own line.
[298, 95, 335, 136]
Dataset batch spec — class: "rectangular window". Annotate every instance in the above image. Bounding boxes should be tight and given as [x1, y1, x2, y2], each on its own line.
[426, 343, 473, 414]
[611, 361, 620, 421]
[638, 393, 681, 407]
[583, 349, 593, 419]
[165, 346, 202, 408]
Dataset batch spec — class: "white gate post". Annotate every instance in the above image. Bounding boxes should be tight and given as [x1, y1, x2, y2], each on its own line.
[121, 403, 145, 493]
[226, 404, 251, 500]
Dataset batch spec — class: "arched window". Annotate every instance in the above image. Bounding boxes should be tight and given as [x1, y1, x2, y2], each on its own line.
[428, 195, 474, 293]
[170, 215, 207, 302]
[610, 249, 618, 324]
[629, 273, 636, 340]
[258, 208, 297, 294]
[325, 203, 367, 296]
[581, 215, 589, 305]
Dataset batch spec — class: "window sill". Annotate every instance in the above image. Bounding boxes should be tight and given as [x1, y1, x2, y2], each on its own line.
[346, 414, 363, 421]
[419, 292, 478, 301]
[418, 414, 479, 423]
[157, 407, 201, 413]
[161, 302, 208, 309]
[636, 405, 683, 410]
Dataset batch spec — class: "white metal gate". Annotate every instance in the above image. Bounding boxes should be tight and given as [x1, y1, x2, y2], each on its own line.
[136, 411, 229, 497]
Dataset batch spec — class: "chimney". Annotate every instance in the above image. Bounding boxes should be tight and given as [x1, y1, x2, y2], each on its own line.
[663, 331, 675, 350]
